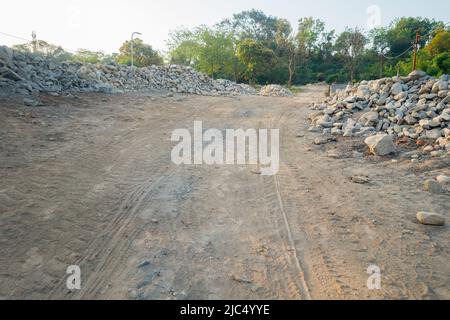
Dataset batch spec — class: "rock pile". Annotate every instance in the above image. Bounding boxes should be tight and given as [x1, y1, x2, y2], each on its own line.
[309, 70, 450, 156]
[259, 84, 293, 97]
[0, 46, 256, 97]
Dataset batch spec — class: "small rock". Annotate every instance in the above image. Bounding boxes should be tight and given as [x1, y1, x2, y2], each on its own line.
[350, 175, 370, 184]
[23, 97, 43, 107]
[436, 175, 450, 186]
[431, 150, 445, 158]
[416, 212, 446, 226]
[364, 134, 396, 156]
[137, 260, 151, 268]
[423, 180, 444, 194]
[314, 137, 336, 145]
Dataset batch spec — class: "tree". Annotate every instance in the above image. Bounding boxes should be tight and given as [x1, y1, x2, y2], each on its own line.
[167, 26, 235, 79]
[385, 17, 444, 57]
[426, 29, 450, 57]
[433, 52, 450, 75]
[370, 27, 390, 78]
[218, 9, 279, 42]
[275, 19, 297, 87]
[296, 18, 325, 54]
[117, 38, 163, 67]
[13, 40, 72, 62]
[167, 28, 201, 66]
[196, 28, 235, 79]
[218, 9, 283, 82]
[71, 49, 112, 64]
[294, 18, 335, 84]
[237, 39, 276, 85]
[335, 28, 367, 81]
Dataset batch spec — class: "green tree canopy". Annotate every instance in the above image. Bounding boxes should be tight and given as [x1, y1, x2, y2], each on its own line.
[117, 38, 163, 67]
[237, 39, 277, 84]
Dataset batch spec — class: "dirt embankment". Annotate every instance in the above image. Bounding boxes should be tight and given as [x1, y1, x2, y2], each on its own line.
[0, 86, 449, 299]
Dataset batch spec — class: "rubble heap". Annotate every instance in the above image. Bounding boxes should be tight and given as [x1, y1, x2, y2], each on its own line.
[309, 70, 450, 157]
[259, 84, 293, 97]
[0, 46, 256, 97]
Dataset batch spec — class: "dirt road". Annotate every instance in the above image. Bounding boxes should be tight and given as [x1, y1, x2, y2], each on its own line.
[0, 86, 449, 300]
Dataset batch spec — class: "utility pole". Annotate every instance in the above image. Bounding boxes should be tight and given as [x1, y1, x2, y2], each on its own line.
[412, 31, 420, 71]
[31, 31, 37, 53]
[131, 32, 142, 67]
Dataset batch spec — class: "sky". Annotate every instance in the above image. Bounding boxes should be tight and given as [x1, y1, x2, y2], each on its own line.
[1, 0, 449, 54]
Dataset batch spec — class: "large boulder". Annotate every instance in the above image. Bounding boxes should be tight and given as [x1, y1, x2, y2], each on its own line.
[364, 134, 396, 156]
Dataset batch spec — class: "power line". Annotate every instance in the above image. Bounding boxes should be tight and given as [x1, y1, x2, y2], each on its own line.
[419, 22, 450, 40]
[0, 30, 80, 53]
[381, 43, 415, 60]
[0, 31, 31, 42]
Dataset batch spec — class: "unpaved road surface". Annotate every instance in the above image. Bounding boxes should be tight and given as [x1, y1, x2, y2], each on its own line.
[0, 86, 449, 300]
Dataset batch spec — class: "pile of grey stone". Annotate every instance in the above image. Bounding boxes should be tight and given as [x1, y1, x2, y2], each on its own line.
[259, 84, 293, 97]
[308, 70, 450, 157]
[0, 46, 256, 97]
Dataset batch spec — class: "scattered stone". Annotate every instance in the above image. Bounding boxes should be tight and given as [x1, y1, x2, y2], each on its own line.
[353, 151, 364, 158]
[431, 150, 445, 158]
[231, 274, 253, 284]
[416, 212, 446, 226]
[365, 134, 396, 156]
[350, 175, 370, 184]
[314, 137, 336, 145]
[436, 175, 450, 185]
[423, 180, 444, 194]
[23, 97, 43, 107]
[137, 260, 151, 268]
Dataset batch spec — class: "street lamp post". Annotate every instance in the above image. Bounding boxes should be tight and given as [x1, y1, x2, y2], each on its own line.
[130, 32, 142, 67]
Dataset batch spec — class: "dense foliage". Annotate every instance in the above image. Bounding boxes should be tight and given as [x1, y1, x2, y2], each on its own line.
[167, 10, 449, 85]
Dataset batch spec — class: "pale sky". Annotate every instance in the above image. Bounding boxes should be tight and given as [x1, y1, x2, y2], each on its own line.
[1, 0, 449, 54]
